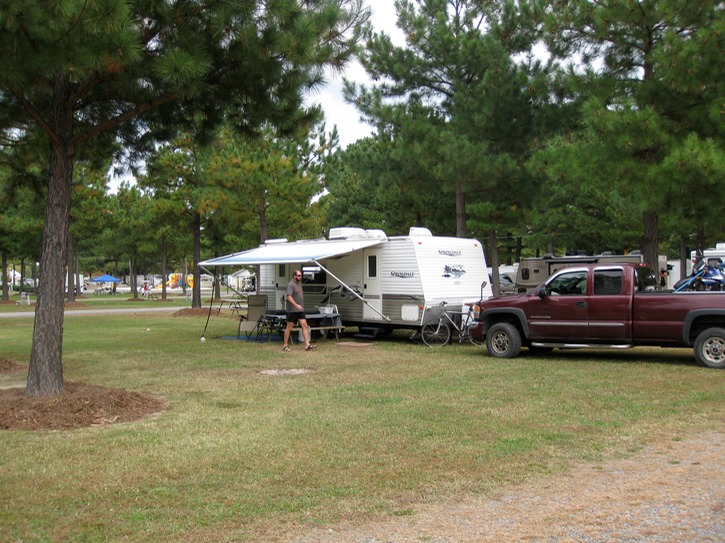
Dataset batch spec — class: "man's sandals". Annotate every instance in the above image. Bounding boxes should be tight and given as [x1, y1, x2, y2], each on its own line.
[282, 344, 316, 352]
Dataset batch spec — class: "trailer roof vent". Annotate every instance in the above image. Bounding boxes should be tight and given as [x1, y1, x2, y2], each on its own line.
[264, 238, 288, 245]
[716, 243, 725, 250]
[366, 229, 387, 239]
[329, 227, 367, 240]
[409, 227, 432, 237]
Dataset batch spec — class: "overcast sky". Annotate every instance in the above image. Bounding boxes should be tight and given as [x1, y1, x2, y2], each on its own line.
[111, 3, 402, 189]
[307, 2, 403, 148]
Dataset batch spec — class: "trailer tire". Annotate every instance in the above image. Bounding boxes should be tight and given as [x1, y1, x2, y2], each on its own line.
[693, 327, 725, 369]
[486, 323, 522, 358]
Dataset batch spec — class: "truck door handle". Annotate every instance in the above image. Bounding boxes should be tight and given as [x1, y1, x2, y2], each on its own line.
[576, 301, 587, 308]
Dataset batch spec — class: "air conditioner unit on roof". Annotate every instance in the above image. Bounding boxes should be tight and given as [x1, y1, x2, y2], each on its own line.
[329, 227, 367, 240]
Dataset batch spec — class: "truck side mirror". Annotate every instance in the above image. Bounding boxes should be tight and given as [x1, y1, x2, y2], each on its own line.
[537, 288, 547, 299]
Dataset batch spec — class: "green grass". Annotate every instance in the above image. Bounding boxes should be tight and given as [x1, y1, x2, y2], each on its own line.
[1, 312, 723, 542]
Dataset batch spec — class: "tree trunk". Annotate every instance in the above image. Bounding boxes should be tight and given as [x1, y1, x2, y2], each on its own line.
[130, 258, 138, 299]
[27, 76, 75, 397]
[456, 180, 466, 238]
[66, 232, 75, 302]
[1, 249, 8, 302]
[642, 209, 659, 275]
[214, 267, 221, 302]
[161, 237, 168, 301]
[192, 210, 202, 308]
[679, 236, 689, 280]
[258, 196, 267, 243]
[695, 227, 705, 255]
[488, 230, 500, 297]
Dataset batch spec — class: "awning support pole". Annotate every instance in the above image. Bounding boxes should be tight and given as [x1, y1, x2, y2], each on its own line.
[313, 260, 391, 322]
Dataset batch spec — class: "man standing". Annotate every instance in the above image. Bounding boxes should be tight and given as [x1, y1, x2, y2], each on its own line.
[283, 270, 316, 352]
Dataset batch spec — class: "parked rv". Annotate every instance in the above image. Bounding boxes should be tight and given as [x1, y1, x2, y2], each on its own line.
[200, 227, 493, 337]
[513, 253, 667, 293]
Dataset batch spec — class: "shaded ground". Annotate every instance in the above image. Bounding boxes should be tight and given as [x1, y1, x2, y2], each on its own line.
[0, 358, 164, 431]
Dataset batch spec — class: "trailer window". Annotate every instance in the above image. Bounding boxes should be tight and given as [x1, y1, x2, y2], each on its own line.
[594, 270, 622, 295]
[367, 255, 377, 278]
[301, 266, 326, 285]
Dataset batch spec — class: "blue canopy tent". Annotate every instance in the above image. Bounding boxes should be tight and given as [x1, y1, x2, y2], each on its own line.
[92, 274, 121, 283]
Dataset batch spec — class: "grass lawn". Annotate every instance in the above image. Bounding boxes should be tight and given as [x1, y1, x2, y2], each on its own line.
[1, 310, 723, 542]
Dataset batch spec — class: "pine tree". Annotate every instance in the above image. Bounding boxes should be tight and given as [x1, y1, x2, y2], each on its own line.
[0, 0, 369, 396]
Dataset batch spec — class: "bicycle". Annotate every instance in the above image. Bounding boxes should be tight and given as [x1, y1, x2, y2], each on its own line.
[420, 301, 484, 347]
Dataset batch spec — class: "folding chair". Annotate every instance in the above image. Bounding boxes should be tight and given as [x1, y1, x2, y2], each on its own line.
[237, 295, 268, 339]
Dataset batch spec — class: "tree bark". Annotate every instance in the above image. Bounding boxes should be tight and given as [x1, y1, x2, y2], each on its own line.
[1, 249, 8, 302]
[488, 230, 500, 297]
[456, 179, 466, 238]
[679, 236, 689, 280]
[192, 210, 202, 308]
[27, 76, 75, 397]
[66, 232, 75, 303]
[642, 209, 659, 275]
[161, 236, 168, 301]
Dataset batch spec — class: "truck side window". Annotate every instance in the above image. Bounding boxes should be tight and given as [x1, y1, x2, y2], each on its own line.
[545, 271, 587, 296]
[594, 270, 622, 295]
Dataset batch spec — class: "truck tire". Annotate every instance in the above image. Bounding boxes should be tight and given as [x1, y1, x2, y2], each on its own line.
[486, 322, 522, 358]
[693, 327, 725, 369]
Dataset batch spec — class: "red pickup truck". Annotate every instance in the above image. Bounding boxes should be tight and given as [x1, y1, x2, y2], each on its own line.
[470, 263, 725, 368]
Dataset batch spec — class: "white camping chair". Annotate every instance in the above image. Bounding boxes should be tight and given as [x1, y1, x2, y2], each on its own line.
[237, 295, 268, 339]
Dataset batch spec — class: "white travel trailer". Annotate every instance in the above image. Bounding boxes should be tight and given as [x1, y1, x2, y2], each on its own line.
[200, 227, 493, 335]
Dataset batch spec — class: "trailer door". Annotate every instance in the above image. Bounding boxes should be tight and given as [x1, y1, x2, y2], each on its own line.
[363, 248, 382, 320]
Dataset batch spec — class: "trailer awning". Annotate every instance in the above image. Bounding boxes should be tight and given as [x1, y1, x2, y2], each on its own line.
[199, 238, 386, 267]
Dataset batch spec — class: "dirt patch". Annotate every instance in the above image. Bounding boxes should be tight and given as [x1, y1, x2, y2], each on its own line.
[0, 359, 164, 431]
[0, 358, 26, 373]
[260, 368, 316, 376]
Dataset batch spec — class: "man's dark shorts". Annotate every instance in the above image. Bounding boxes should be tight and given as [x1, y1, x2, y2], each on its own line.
[286, 311, 306, 325]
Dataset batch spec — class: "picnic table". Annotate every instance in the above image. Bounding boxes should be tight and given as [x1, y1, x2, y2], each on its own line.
[244, 309, 344, 341]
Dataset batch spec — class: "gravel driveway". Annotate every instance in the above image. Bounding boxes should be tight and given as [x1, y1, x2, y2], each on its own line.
[294, 429, 724, 543]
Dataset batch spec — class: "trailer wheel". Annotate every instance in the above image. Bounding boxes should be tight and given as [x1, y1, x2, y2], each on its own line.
[421, 320, 451, 347]
[486, 323, 522, 358]
[693, 327, 725, 369]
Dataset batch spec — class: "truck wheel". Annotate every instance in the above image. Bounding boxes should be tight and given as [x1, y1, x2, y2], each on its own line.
[693, 327, 725, 369]
[486, 323, 522, 358]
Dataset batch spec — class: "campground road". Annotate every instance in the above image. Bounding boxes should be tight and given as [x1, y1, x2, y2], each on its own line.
[0, 307, 181, 318]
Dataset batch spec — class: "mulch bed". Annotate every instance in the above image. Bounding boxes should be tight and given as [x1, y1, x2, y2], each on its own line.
[0, 358, 165, 431]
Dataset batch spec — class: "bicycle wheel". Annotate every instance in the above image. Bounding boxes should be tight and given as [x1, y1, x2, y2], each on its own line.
[421, 320, 451, 347]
